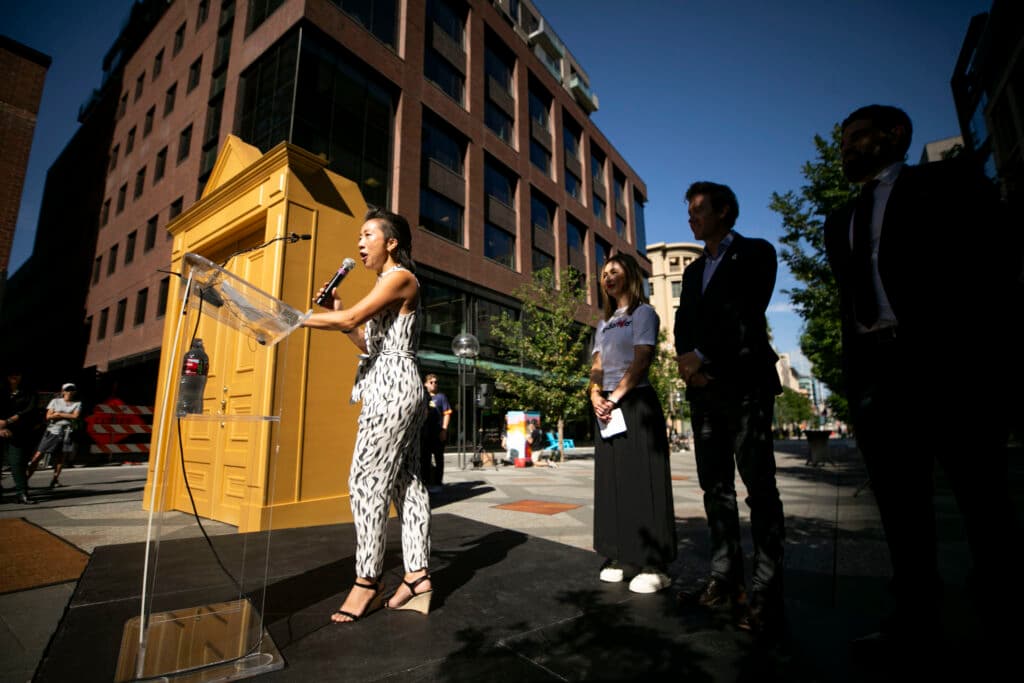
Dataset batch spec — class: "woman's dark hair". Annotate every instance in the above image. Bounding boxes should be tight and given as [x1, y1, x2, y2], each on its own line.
[365, 206, 415, 273]
[601, 252, 649, 321]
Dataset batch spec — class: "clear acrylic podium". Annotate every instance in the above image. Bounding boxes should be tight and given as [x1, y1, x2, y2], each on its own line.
[115, 253, 310, 682]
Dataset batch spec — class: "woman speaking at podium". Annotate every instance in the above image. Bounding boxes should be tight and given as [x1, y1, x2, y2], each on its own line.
[301, 207, 433, 623]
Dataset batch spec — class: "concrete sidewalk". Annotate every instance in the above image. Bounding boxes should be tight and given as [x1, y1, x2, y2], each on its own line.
[1, 439, 1018, 682]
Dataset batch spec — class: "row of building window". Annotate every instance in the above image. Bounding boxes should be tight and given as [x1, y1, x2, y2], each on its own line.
[94, 199, 181, 285]
[117, 0, 211, 122]
[101, 126, 193, 227]
[92, 277, 170, 341]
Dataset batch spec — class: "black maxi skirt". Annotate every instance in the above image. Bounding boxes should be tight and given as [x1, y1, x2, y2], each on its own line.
[593, 384, 677, 569]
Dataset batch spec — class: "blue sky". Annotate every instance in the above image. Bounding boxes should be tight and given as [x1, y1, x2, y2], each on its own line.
[7, 0, 992, 374]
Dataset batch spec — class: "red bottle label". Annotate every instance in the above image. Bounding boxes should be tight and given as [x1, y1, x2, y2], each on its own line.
[183, 357, 201, 375]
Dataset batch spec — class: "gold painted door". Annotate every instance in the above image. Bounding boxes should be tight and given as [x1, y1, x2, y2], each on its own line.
[175, 234, 270, 526]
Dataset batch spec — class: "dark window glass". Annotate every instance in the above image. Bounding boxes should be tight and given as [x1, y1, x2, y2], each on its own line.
[671, 280, 682, 298]
[134, 72, 145, 101]
[178, 124, 193, 163]
[529, 87, 549, 130]
[475, 298, 515, 359]
[144, 106, 155, 136]
[566, 216, 585, 251]
[157, 276, 170, 318]
[134, 288, 148, 325]
[247, 0, 284, 35]
[134, 167, 146, 198]
[188, 56, 203, 92]
[115, 298, 127, 333]
[593, 195, 605, 222]
[532, 248, 553, 273]
[424, 49, 464, 104]
[419, 188, 463, 244]
[428, 0, 464, 46]
[155, 147, 167, 182]
[116, 184, 127, 213]
[485, 158, 514, 206]
[420, 279, 464, 352]
[97, 308, 109, 340]
[484, 100, 513, 143]
[591, 148, 605, 189]
[109, 144, 119, 171]
[169, 197, 184, 218]
[153, 49, 164, 79]
[633, 190, 647, 257]
[237, 31, 297, 156]
[173, 22, 186, 55]
[287, 31, 396, 209]
[125, 231, 137, 264]
[117, 93, 127, 120]
[145, 215, 158, 251]
[615, 214, 626, 238]
[531, 191, 553, 231]
[92, 256, 102, 284]
[100, 199, 110, 227]
[565, 170, 581, 200]
[484, 222, 515, 268]
[422, 115, 463, 174]
[334, 0, 398, 47]
[594, 236, 610, 301]
[485, 43, 513, 93]
[563, 118, 579, 160]
[197, 0, 210, 26]
[530, 139, 550, 175]
[108, 245, 119, 274]
[126, 127, 136, 154]
[164, 83, 177, 116]
[613, 172, 625, 206]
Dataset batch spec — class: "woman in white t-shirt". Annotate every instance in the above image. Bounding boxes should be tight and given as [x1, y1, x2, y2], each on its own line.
[588, 253, 677, 594]
[26, 383, 81, 488]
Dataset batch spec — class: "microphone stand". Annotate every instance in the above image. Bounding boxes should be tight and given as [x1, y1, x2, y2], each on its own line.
[220, 232, 311, 267]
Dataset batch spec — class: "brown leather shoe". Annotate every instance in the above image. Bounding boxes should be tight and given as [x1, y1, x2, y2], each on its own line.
[679, 577, 745, 609]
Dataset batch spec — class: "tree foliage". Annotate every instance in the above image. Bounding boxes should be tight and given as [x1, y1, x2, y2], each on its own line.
[648, 329, 688, 424]
[774, 386, 815, 429]
[487, 267, 594, 455]
[769, 125, 857, 421]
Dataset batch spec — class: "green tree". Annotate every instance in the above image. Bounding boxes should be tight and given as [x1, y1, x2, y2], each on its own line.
[487, 267, 594, 459]
[769, 125, 857, 421]
[648, 330, 688, 428]
[774, 386, 815, 432]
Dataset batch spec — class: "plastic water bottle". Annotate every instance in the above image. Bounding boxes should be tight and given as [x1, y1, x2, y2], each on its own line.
[176, 338, 209, 417]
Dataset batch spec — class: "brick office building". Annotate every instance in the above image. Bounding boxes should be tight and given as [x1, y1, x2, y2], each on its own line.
[28, 1, 651, 427]
[0, 36, 50, 310]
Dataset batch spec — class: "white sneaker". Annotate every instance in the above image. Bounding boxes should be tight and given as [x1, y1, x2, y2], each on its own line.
[599, 566, 624, 583]
[628, 572, 671, 594]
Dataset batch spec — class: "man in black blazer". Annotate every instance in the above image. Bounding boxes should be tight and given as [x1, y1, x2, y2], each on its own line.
[674, 181, 784, 635]
[825, 105, 1021, 669]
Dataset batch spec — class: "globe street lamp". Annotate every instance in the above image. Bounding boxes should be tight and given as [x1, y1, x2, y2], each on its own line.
[451, 333, 479, 469]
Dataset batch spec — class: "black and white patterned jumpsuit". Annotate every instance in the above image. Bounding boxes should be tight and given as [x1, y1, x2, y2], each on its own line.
[349, 281, 431, 578]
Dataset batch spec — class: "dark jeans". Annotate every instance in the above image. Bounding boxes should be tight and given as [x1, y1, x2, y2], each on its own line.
[420, 430, 444, 486]
[689, 385, 784, 594]
[3, 440, 30, 496]
[848, 334, 1019, 630]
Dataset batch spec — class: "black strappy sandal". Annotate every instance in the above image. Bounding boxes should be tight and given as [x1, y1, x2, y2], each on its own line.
[331, 578, 385, 623]
[386, 574, 432, 614]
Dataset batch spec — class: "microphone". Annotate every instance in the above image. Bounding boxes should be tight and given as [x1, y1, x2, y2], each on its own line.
[315, 258, 357, 308]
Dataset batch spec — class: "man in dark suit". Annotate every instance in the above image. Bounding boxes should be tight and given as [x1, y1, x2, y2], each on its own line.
[674, 181, 784, 635]
[824, 105, 1022, 669]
